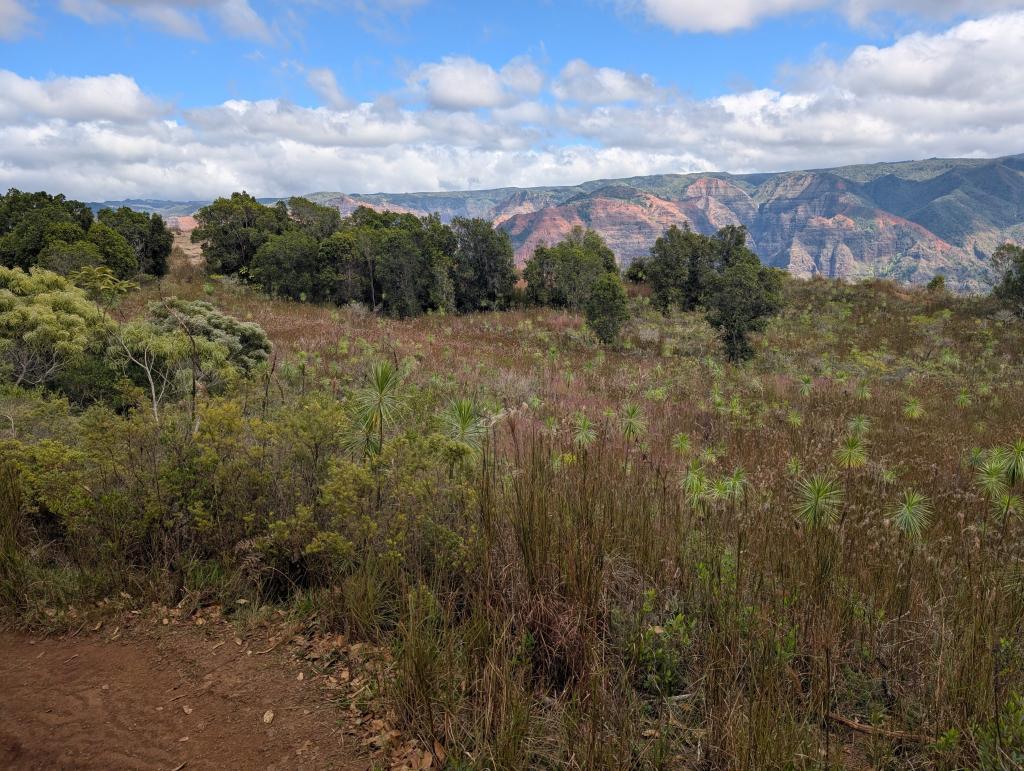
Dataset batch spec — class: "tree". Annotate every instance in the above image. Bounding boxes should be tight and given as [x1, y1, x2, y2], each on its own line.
[287, 197, 342, 240]
[523, 227, 618, 310]
[0, 266, 112, 387]
[0, 189, 95, 270]
[37, 240, 103, 275]
[98, 207, 173, 276]
[109, 298, 271, 421]
[993, 243, 1024, 316]
[450, 218, 516, 312]
[704, 257, 784, 361]
[192, 192, 288, 275]
[86, 222, 138, 279]
[251, 230, 324, 301]
[585, 272, 629, 344]
[647, 224, 716, 312]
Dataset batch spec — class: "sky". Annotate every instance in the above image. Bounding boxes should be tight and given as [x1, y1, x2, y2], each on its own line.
[2, 0, 1024, 200]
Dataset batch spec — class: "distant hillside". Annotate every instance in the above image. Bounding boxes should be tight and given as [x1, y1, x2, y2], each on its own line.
[104, 154, 1024, 291]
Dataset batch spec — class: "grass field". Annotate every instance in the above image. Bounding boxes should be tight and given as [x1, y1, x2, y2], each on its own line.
[4, 240, 1024, 768]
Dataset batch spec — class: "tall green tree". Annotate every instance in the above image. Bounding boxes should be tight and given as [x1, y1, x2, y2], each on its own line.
[86, 222, 138, 279]
[523, 227, 618, 310]
[98, 207, 173, 277]
[704, 257, 784, 361]
[251, 230, 324, 301]
[287, 197, 343, 240]
[450, 217, 516, 312]
[192, 192, 289, 275]
[0, 189, 94, 270]
[585, 272, 630, 344]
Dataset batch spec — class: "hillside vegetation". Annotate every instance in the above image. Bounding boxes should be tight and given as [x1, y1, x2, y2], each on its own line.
[3, 190, 1024, 768]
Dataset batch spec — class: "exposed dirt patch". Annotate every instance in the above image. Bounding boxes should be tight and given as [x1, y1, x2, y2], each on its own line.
[0, 624, 368, 771]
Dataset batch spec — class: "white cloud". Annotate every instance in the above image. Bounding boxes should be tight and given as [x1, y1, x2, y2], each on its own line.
[408, 55, 544, 110]
[0, 0, 33, 40]
[58, 0, 272, 42]
[3, 12, 1024, 200]
[553, 59, 661, 102]
[307, 68, 350, 109]
[630, 0, 1024, 32]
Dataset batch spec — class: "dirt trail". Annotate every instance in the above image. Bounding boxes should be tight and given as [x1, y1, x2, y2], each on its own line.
[0, 626, 368, 771]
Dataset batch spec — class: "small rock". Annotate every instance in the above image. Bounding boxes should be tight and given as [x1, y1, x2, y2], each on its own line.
[263, 710, 275, 725]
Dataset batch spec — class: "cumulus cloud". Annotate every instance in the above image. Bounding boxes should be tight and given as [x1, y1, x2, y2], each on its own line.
[553, 60, 661, 103]
[0, 0, 33, 40]
[59, 0, 272, 42]
[2, 12, 1024, 199]
[408, 56, 544, 110]
[629, 0, 1024, 32]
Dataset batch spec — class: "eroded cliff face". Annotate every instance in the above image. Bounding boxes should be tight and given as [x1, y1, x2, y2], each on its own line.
[320, 154, 1024, 290]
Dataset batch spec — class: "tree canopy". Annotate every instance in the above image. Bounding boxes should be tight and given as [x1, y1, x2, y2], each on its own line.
[523, 226, 619, 310]
[647, 224, 783, 360]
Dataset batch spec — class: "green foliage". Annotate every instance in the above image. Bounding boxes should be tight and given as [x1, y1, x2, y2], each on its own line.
[794, 473, 843, 528]
[584, 272, 629, 344]
[192, 191, 288, 274]
[86, 222, 138, 279]
[251, 230, 323, 301]
[0, 266, 112, 387]
[993, 242, 1024, 316]
[36, 239, 102, 276]
[647, 225, 784, 361]
[450, 217, 516, 312]
[523, 226, 618, 310]
[97, 207, 173, 277]
[891, 489, 932, 539]
[0, 189, 94, 270]
[286, 196, 342, 240]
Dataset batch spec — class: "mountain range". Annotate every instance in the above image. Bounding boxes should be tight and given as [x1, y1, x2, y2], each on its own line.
[90, 153, 1024, 291]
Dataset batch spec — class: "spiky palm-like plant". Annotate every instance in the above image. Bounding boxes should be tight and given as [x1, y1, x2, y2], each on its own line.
[671, 432, 691, 455]
[955, 389, 972, 409]
[572, 412, 597, 449]
[891, 490, 932, 539]
[682, 462, 711, 513]
[902, 397, 924, 420]
[620, 403, 647, 443]
[855, 383, 872, 402]
[835, 435, 868, 470]
[794, 474, 844, 528]
[441, 397, 488, 453]
[349, 360, 405, 457]
[1004, 439, 1024, 486]
[847, 415, 871, 438]
[799, 375, 813, 398]
[977, 457, 1010, 500]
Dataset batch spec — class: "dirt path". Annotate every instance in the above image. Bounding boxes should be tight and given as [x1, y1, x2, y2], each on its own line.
[0, 625, 369, 771]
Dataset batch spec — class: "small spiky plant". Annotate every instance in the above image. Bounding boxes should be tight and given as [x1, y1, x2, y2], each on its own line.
[903, 397, 925, 420]
[794, 474, 844, 528]
[441, 397, 488, 452]
[572, 412, 597, 449]
[847, 414, 871, 438]
[671, 432, 692, 455]
[620, 403, 647, 443]
[835, 435, 868, 470]
[891, 490, 932, 539]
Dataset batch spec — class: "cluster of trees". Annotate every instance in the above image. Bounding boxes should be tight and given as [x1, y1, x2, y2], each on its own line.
[193, 193, 517, 317]
[522, 226, 629, 343]
[0, 265, 269, 414]
[0, 189, 172, 279]
[632, 224, 784, 360]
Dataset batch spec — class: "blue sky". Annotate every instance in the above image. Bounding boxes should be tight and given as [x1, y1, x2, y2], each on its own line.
[2, 0, 1024, 198]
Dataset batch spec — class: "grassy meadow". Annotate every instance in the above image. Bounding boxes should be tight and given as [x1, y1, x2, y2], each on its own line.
[4, 240, 1024, 769]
